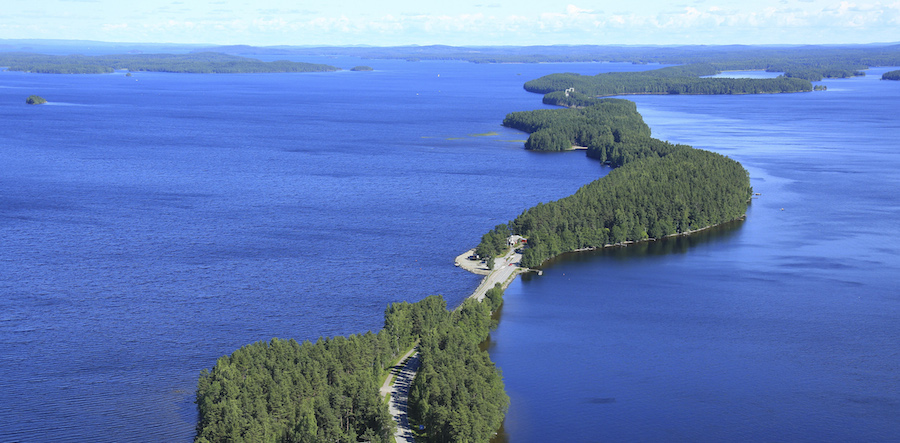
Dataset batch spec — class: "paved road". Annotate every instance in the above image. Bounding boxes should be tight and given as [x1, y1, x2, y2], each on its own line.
[383, 246, 523, 442]
[385, 352, 420, 443]
[471, 250, 522, 301]
[379, 347, 417, 398]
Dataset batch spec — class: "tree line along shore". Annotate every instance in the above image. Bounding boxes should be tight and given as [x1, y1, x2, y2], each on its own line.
[477, 95, 752, 269]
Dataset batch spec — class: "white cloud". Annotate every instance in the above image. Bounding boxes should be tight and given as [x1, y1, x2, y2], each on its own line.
[3, 1, 900, 46]
[566, 4, 593, 15]
[101, 23, 128, 31]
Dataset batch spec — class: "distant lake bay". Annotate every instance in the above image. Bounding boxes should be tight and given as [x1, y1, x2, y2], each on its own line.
[1, 60, 898, 441]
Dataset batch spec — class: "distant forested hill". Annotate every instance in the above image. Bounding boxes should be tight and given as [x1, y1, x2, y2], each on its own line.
[194, 43, 900, 80]
[0, 52, 339, 74]
[5, 43, 899, 79]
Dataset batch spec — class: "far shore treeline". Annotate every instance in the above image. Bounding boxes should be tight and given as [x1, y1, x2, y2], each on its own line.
[477, 98, 752, 268]
[0, 52, 339, 74]
[4, 43, 900, 78]
[184, 43, 900, 80]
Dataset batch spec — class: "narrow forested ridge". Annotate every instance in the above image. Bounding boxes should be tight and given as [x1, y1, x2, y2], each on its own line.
[408, 291, 508, 443]
[481, 99, 752, 268]
[195, 292, 507, 443]
[502, 99, 650, 152]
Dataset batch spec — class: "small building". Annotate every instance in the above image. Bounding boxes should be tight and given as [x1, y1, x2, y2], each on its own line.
[508, 235, 527, 246]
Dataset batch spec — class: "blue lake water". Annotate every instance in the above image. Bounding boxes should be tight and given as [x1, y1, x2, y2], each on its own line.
[490, 68, 900, 442]
[0, 58, 647, 441]
[1, 59, 898, 442]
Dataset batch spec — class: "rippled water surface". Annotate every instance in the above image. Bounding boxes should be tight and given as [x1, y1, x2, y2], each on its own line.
[2, 61, 898, 442]
[0, 58, 651, 441]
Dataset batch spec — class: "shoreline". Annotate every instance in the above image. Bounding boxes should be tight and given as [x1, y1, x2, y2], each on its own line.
[569, 215, 748, 253]
[457, 214, 747, 280]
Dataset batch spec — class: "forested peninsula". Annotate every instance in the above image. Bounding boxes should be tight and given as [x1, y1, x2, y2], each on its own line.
[525, 64, 813, 104]
[195, 290, 507, 443]
[478, 98, 752, 268]
[883, 70, 900, 80]
[0, 52, 339, 74]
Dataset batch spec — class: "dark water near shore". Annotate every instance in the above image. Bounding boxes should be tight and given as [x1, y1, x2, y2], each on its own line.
[1, 59, 898, 441]
[490, 68, 900, 442]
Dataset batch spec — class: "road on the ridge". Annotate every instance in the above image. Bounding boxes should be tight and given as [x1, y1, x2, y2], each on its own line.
[386, 352, 420, 443]
[471, 249, 522, 301]
[383, 245, 523, 442]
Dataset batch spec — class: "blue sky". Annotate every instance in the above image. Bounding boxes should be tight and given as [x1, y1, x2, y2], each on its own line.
[2, 0, 898, 46]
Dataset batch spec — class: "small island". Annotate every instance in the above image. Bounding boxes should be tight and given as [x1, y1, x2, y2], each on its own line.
[882, 70, 900, 80]
[350, 65, 374, 71]
[26, 95, 47, 105]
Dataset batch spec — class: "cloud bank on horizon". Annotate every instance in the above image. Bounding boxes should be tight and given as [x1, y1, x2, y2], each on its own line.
[2, 0, 899, 46]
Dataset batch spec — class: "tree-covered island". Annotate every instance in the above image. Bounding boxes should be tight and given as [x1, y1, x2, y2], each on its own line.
[882, 70, 900, 80]
[350, 65, 374, 71]
[26, 95, 47, 105]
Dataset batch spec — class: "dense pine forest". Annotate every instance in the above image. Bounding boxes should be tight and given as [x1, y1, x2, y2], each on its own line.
[0, 52, 338, 74]
[195, 290, 507, 443]
[479, 100, 752, 268]
[501, 99, 651, 152]
[883, 70, 900, 80]
[408, 287, 508, 443]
